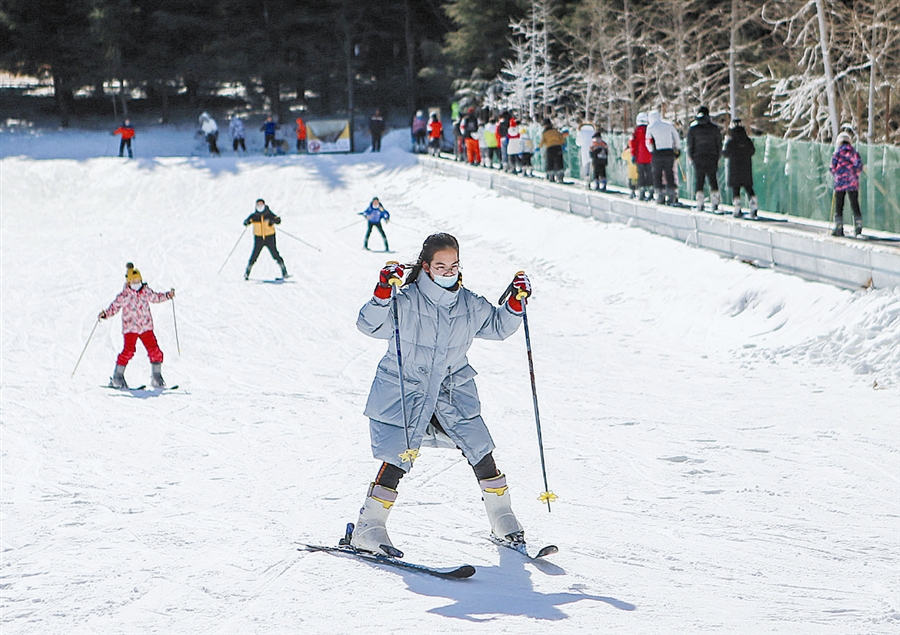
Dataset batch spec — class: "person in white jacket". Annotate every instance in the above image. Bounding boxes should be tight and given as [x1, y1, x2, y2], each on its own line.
[574, 120, 596, 183]
[199, 112, 220, 155]
[645, 110, 681, 205]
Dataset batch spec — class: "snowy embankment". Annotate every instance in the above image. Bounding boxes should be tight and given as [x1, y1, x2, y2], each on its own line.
[1, 127, 898, 634]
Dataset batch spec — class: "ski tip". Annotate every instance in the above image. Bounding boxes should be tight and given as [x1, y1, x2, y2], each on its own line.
[535, 545, 559, 558]
[452, 565, 477, 578]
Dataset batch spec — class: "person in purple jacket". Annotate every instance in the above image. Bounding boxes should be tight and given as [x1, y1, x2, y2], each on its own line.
[829, 132, 864, 237]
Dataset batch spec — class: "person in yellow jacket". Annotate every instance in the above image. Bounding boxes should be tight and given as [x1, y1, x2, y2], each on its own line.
[621, 144, 639, 198]
[243, 199, 288, 280]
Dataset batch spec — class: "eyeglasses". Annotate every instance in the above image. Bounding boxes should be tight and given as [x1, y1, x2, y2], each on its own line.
[429, 262, 460, 275]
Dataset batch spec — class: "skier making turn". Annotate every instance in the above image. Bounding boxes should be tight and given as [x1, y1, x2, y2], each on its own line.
[350, 232, 533, 556]
[99, 263, 174, 389]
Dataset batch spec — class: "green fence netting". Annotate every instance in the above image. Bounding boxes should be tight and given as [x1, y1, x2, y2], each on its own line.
[552, 133, 899, 233]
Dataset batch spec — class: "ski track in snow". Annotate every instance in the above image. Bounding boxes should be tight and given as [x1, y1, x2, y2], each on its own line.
[1, 128, 898, 634]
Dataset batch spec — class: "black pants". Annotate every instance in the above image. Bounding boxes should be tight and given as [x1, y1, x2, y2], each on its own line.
[365, 222, 388, 250]
[545, 145, 564, 173]
[694, 160, 719, 192]
[732, 184, 755, 199]
[834, 190, 861, 221]
[233, 137, 246, 152]
[246, 235, 286, 273]
[264, 134, 276, 150]
[637, 162, 653, 188]
[118, 138, 132, 158]
[591, 160, 607, 181]
[206, 133, 220, 155]
[652, 149, 676, 192]
[371, 133, 382, 152]
[297, 139, 306, 152]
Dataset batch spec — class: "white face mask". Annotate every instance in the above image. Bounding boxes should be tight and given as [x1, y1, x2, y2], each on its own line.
[256, 204, 265, 212]
[130, 282, 142, 291]
[432, 273, 459, 288]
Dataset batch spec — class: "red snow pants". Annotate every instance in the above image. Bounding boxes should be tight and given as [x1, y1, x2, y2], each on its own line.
[117, 331, 163, 366]
[465, 138, 481, 165]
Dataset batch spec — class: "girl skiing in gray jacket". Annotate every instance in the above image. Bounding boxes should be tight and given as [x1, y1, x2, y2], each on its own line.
[351, 232, 533, 556]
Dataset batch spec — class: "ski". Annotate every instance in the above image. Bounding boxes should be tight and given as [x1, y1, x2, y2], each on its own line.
[301, 544, 475, 579]
[490, 535, 558, 560]
[103, 384, 146, 392]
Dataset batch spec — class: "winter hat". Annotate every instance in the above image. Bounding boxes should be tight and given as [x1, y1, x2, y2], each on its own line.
[636, 112, 648, 125]
[125, 262, 142, 284]
[836, 132, 852, 145]
[696, 106, 710, 119]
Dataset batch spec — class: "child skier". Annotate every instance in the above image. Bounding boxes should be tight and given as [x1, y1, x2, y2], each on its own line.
[99, 263, 174, 389]
[621, 144, 639, 198]
[350, 232, 532, 556]
[243, 199, 288, 280]
[589, 130, 609, 191]
[829, 132, 864, 237]
[112, 119, 135, 158]
[361, 197, 390, 252]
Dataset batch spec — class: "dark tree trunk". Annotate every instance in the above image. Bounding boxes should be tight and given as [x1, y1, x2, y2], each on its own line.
[53, 73, 72, 128]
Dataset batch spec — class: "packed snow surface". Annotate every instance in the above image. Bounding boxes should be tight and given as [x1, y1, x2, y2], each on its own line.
[1, 128, 898, 634]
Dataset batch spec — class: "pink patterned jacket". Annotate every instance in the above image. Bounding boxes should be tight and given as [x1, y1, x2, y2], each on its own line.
[105, 285, 171, 334]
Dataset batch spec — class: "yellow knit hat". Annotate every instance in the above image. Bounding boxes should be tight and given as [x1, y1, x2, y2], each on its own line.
[125, 262, 142, 284]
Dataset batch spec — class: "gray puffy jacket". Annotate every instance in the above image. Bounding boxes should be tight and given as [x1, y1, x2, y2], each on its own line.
[357, 271, 522, 467]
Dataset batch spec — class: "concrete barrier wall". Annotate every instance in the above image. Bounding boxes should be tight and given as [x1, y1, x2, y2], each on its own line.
[418, 156, 900, 291]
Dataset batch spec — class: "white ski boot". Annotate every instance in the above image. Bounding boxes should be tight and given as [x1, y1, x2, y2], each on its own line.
[480, 474, 524, 541]
[696, 191, 705, 212]
[748, 195, 759, 220]
[150, 363, 166, 389]
[350, 483, 399, 556]
[710, 190, 720, 213]
[109, 364, 128, 389]
[732, 196, 743, 218]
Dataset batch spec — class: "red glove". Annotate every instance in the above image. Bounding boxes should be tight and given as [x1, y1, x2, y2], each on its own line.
[374, 262, 405, 299]
[506, 272, 531, 313]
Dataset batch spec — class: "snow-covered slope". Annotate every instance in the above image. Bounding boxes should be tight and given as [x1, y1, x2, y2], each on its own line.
[1, 128, 898, 634]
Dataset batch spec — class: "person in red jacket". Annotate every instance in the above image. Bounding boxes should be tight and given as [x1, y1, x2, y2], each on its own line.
[112, 119, 135, 158]
[427, 113, 443, 156]
[629, 112, 653, 201]
[296, 117, 307, 153]
[99, 263, 175, 389]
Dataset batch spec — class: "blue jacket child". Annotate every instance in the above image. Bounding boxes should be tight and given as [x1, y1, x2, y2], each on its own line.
[360, 197, 390, 251]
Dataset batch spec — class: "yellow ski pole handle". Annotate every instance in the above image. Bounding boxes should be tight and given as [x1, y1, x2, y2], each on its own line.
[385, 261, 403, 286]
[514, 271, 529, 300]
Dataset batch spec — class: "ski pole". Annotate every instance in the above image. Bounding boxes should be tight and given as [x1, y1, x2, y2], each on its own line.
[171, 296, 181, 355]
[388, 263, 416, 466]
[71, 319, 100, 378]
[515, 274, 556, 512]
[333, 218, 362, 234]
[279, 229, 322, 252]
[217, 227, 247, 275]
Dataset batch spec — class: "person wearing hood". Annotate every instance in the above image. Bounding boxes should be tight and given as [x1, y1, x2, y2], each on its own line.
[721, 119, 758, 219]
[199, 112, 220, 155]
[243, 199, 288, 280]
[229, 114, 247, 153]
[645, 110, 681, 205]
[349, 232, 532, 557]
[574, 119, 596, 184]
[112, 119, 135, 158]
[629, 113, 654, 201]
[687, 106, 722, 212]
[99, 263, 175, 389]
[829, 132, 864, 236]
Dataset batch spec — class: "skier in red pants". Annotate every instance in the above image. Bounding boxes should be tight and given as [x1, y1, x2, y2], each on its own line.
[99, 263, 174, 389]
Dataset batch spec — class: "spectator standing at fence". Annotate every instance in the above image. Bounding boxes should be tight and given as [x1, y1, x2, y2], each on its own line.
[427, 113, 443, 156]
[412, 111, 428, 153]
[630, 113, 653, 201]
[370, 109, 386, 152]
[687, 106, 722, 213]
[575, 119, 596, 183]
[506, 119, 523, 174]
[645, 110, 681, 206]
[589, 130, 609, 191]
[484, 118, 500, 168]
[462, 108, 481, 166]
[721, 119, 758, 219]
[229, 115, 247, 153]
[829, 132, 864, 237]
[296, 117, 307, 153]
[112, 119, 135, 158]
[540, 118, 567, 183]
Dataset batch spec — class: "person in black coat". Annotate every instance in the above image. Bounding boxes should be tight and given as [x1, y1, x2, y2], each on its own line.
[369, 110, 386, 152]
[722, 119, 758, 219]
[687, 106, 722, 212]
